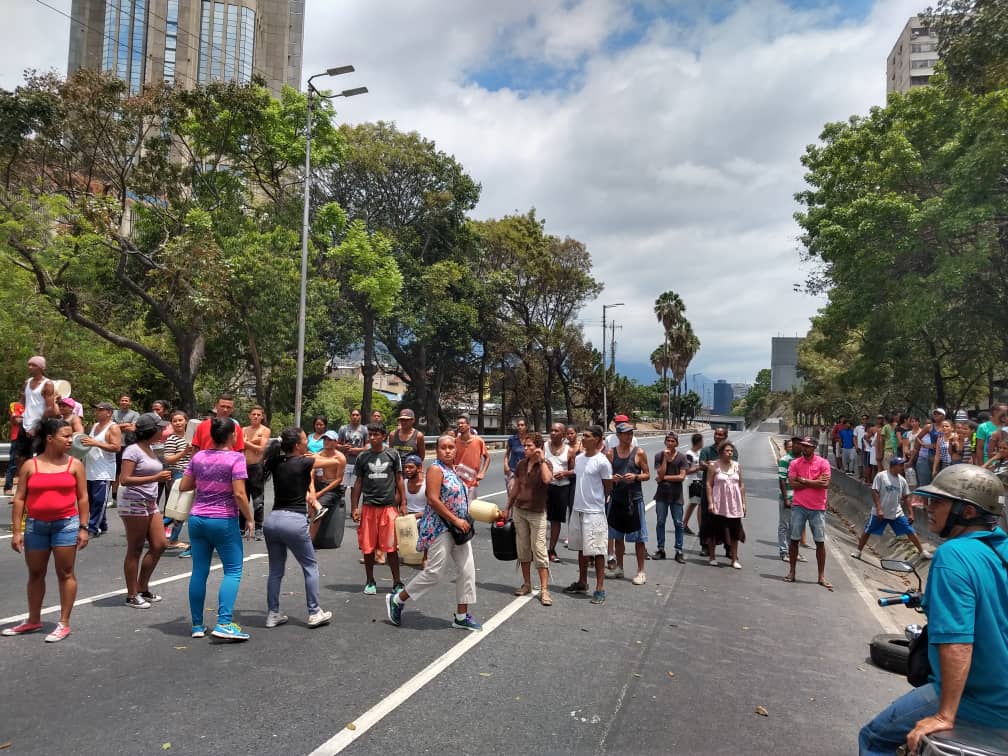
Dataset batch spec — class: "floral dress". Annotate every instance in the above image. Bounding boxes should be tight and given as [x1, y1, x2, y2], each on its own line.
[416, 460, 469, 551]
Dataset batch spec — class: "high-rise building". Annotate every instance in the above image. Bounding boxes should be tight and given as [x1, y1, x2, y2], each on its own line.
[887, 15, 939, 94]
[770, 336, 803, 393]
[712, 380, 733, 416]
[67, 1, 305, 98]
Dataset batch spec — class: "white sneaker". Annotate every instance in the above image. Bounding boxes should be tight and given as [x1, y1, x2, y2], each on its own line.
[920, 548, 934, 560]
[632, 572, 646, 586]
[265, 611, 288, 628]
[732, 561, 742, 570]
[708, 558, 718, 566]
[307, 609, 332, 628]
[605, 567, 624, 579]
[850, 551, 862, 560]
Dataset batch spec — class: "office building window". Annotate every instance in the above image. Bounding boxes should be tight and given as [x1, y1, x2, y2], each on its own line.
[100, 1, 146, 94]
[199, 2, 256, 85]
[164, 0, 178, 83]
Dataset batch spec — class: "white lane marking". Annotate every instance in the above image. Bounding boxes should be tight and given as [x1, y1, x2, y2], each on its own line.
[826, 528, 901, 634]
[0, 553, 267, 626]
[0, 533, 10, 540]
[309, 591, 536, 755]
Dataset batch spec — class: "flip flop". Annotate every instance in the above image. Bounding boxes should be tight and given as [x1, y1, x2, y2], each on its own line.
[818, 578, 834, 592]
[783, 574, 795, 583]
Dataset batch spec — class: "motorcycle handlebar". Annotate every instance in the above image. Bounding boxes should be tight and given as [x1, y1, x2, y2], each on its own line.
[878, 595, 911, 607]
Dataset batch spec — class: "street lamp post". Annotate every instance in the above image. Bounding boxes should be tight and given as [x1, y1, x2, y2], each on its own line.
[294, 66, 367, 429]
[601, 302, 623, 428]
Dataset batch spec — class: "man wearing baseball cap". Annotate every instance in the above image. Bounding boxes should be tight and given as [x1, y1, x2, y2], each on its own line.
[785, 436, 832, 589]
[390, 408, 425, 466]
[860, 465, 1008, 754]
[850, 456, 931, 561]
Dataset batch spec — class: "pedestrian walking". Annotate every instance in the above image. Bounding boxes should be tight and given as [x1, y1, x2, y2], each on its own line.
[504, 432, 553, 606]
[118, 412, 173, 608]
[851, 457, 931, 560]
[2, 418, 89, 642]
[261, 427, 343, 629]
[179, 417, 253, 640]
[385, 435, 482, 631]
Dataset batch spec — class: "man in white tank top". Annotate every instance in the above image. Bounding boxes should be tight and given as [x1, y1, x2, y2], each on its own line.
[80, 401, 122, 536]
[14, 356, 57, 468]
[402, 455, 427, 516]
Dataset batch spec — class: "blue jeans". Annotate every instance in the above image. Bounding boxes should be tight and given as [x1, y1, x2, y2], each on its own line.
[915, 456, 933, 488]
[187, 515, 244, 627]
[163, 473, 186, 543]
[654, 498, 684, 552]
[859, 683, 938, 755]
[4, 454, 17, 491]
[778, 498, 791, 553]
[263, 509, 320, 614]
[86, 479, 111, 533]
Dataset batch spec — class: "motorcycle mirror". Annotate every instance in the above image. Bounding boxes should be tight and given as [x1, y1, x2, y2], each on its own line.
[879, 559, 914, 573]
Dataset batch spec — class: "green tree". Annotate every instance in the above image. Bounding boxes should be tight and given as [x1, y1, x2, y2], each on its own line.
[305, 376, 394, 431]
[318, 122, 481, 431]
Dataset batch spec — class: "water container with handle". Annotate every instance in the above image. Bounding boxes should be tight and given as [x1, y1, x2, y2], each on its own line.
[164, 485, 195, 522]
[395, 515, 423, 565]
[469, 498, 502, 523]
[491, 518, 518, 561]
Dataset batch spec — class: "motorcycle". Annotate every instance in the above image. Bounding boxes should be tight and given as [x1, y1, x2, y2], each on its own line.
[875, 558, 1008, 756]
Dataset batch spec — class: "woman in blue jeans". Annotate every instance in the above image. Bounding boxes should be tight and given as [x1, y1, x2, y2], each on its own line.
[261, 427, 344, 629]
[178, 418, 252, 641]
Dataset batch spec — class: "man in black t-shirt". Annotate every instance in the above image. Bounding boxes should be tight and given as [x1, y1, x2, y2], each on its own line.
[653, 432, 688, 563]
[351, 424, 406, 595]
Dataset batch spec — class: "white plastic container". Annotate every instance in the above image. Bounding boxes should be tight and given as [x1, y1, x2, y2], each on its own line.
[395, 515, 423, 565]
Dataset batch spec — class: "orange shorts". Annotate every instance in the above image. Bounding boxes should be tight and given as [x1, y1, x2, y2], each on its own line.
[357, 504, 398, 554]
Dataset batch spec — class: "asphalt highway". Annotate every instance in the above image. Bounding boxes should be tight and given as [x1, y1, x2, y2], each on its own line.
[0, 430, 910, 754]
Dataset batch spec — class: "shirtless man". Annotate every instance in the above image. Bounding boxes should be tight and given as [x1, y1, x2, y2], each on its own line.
[242, 405, 271, 540]
[311, 430, 347, 540]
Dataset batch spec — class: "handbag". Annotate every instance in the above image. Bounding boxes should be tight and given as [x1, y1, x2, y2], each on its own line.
[906, 625, 930, 687]
[607, 489, 641, 534]
[440, 512, 476, 545]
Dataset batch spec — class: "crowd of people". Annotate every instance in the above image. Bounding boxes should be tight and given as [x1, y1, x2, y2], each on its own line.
[4, 357, 757, 643]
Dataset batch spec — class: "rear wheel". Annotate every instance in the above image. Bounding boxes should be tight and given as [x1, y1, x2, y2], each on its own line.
[869, 633, 910, 675]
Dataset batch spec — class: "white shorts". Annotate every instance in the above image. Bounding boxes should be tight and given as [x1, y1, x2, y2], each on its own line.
[568, 510, 608, 557]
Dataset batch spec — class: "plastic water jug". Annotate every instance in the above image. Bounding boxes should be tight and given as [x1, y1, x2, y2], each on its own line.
[164, 486, 195, 522]
[395, 515, 423, 565]
[468, 498, 502, 523]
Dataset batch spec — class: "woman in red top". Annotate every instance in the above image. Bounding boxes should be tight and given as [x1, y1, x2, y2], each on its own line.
[3, 418, 89, 642]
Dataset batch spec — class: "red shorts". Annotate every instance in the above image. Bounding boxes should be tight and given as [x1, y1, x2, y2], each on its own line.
[357, 504, 398, 554]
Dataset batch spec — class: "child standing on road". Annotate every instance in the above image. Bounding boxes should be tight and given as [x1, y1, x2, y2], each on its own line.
[851, 457, 931, 561]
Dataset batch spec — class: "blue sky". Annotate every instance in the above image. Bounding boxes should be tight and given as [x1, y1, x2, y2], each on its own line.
[0, 0, 926, 384]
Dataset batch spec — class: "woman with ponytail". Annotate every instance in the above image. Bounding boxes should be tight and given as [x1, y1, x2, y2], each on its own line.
[260, 427, 343, 629]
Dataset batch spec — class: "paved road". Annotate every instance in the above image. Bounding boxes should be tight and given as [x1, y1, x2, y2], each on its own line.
[0, 430, 910, 754]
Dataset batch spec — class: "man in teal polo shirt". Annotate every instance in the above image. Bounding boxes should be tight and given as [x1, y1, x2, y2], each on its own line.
[859, 465, 1008, 755]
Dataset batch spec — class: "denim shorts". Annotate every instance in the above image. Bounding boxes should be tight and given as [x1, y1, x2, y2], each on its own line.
[864, 513, 915, 536]
[24, 515, 80, 551]
[789, 506, 825, 542]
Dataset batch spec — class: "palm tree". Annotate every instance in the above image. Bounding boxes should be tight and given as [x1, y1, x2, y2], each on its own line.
[654, 291, 688, 427]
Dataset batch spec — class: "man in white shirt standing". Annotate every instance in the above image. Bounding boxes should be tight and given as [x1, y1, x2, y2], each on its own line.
[561, 426, 613, 605]
[853, 415, 867, 478]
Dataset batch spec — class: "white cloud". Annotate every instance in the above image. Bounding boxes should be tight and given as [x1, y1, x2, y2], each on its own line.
[0, 0, 924, 383]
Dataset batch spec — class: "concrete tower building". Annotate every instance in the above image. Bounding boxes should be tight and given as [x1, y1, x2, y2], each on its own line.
[67, 0, 305, 97]
[887, 15, 939, 94]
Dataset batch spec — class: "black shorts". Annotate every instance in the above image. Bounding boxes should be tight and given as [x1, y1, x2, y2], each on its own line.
[547, 484, 569, 523]
[12, 431, 33, 463]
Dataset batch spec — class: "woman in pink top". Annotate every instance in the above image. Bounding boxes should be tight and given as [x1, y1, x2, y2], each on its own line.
[704, 441, 746, 569]
[3, 418, 89, 642]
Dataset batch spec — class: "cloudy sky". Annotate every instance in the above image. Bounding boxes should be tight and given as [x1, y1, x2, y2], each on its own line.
[3, 0, 923, 384]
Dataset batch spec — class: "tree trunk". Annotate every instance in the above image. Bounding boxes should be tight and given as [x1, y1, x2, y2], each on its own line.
[477, 343, 487, 433]
[361, 309, 376, 420]
[558, 365, 574, 424]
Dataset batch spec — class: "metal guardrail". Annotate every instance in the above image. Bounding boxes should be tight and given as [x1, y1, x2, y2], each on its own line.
[0, 442, 9, 464]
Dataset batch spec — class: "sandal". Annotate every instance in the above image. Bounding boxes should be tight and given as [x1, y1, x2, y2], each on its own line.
[783, 574, 795, 583]
[818, 578, 834, 592]
[514, 584, 532, 597]
[540, 591, 553, 606]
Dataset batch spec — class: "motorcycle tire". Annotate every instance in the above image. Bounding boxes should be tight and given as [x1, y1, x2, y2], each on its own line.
[313, 501, 346, 550]
[869, 633, 911, 675]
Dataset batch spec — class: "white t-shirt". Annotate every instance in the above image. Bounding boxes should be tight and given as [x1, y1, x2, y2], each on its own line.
[853, 425, 866, 451]
[573, 452, 612, 515]
[872, 470, 909, 519]
[685, 449, 701, 482]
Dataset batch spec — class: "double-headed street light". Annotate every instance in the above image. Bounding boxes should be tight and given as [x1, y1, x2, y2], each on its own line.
[601, 302, 624, 427]
[294, 66, 368, 429]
